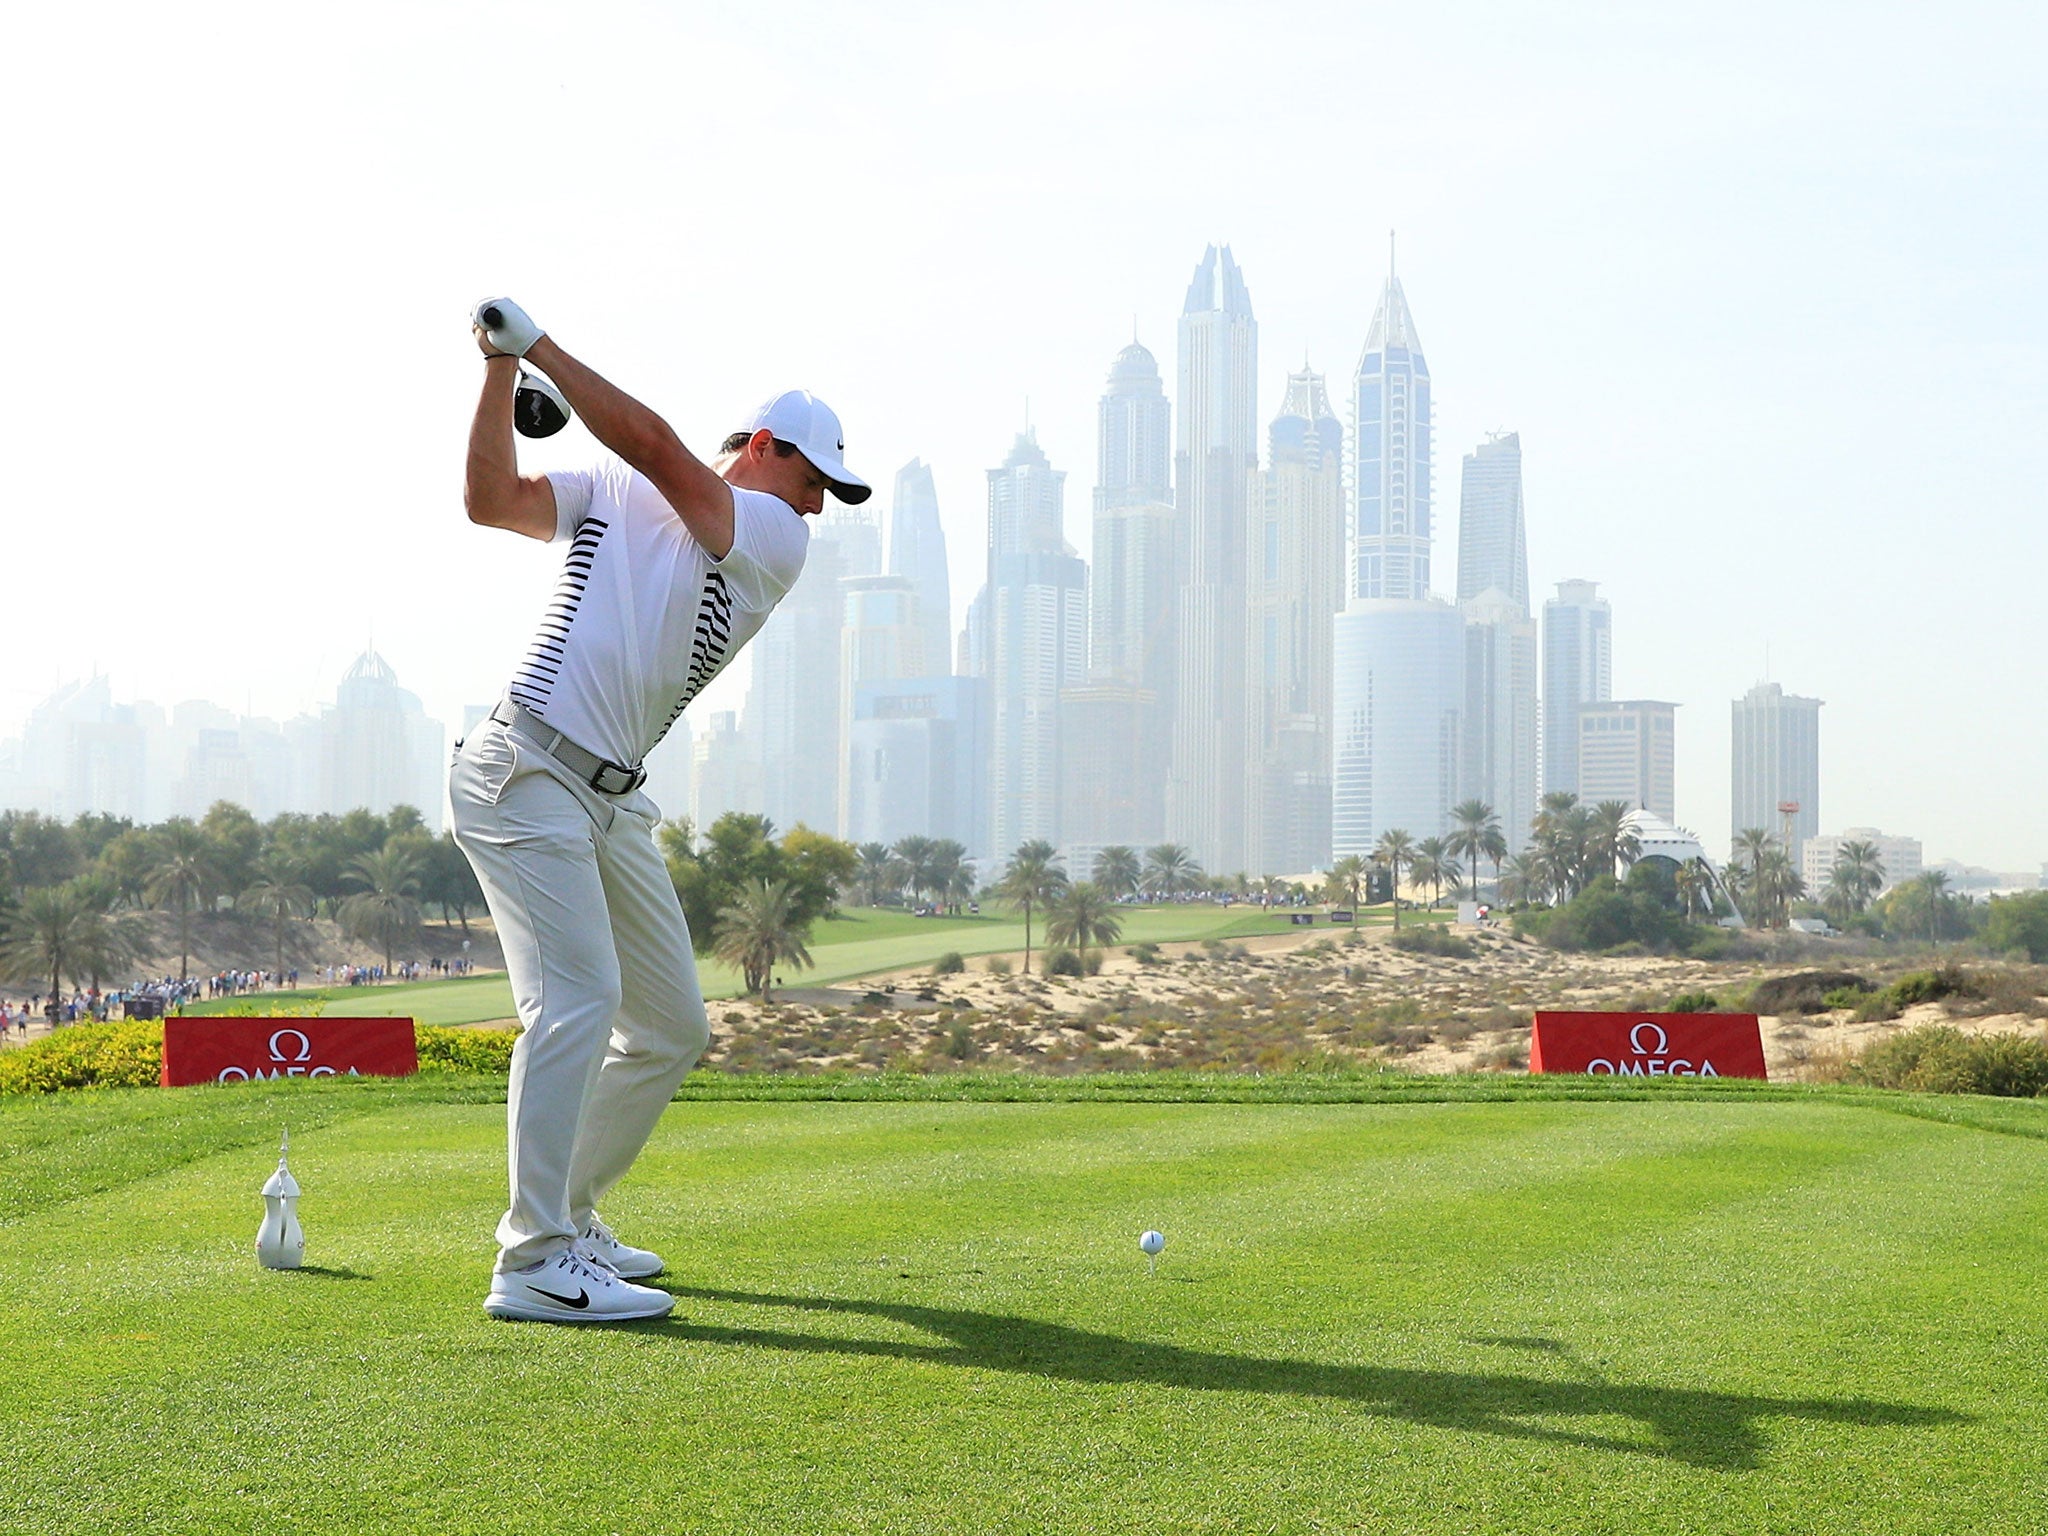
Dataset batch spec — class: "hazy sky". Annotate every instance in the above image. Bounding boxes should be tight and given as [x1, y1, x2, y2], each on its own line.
[6, 1, 2043, 867]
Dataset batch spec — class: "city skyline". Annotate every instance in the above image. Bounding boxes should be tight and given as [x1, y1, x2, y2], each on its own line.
[5, 4, 2041, 867]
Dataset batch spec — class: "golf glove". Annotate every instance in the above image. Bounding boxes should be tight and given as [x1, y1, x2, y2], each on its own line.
[472, 296, 545, 357]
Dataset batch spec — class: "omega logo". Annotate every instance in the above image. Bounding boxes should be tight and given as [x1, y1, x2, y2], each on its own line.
[1586, 1019, 1720, 1078]
[215, 1026, 361, 1082]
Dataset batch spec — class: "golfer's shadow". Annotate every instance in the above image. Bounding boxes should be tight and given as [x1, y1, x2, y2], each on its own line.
[661, 1286, 1963, 1471]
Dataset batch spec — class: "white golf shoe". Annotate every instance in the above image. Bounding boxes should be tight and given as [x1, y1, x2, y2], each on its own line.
[484, 1246, 673, 1324]
[581, 1214, 665, 1280]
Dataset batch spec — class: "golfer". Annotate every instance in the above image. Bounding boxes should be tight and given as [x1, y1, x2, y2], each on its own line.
[455, 297, 869, 1323]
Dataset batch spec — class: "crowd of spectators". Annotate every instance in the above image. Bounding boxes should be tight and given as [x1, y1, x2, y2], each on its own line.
[1, 953, 480, 1044]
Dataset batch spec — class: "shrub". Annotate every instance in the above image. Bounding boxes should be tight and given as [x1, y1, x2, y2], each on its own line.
[0, 1019, 163, 1093]
[1045, 949, 1085, 978]
[1889, 965, 1968, 1008]
[1746, 971, 1872, 1016]
[414, 1025, 519, 1075]
[1392, 926, 1477, 959]
[1669, 991, 1721, 1014]
[984, 955, 1012, 976]
[931, 951, 966, 975]
[1983, 892, 2048, 962]
[1128, 942, 1163, 965]
[1848, 1025, 2048, 1098]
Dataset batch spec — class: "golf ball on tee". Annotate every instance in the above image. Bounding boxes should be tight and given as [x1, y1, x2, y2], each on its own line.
[1139, 1230, 1165, 1256]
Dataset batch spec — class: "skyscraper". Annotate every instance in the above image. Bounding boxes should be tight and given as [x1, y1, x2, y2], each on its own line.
[1166, 244, 1258, 875]
[1333, 255, 1464, 856]
[886, 459, 952, 682]
[1081, 340, 1176, 851]
[1096, 340, 1172, 508]
[1460, 588, 1538, 852]
[985, 432, 1085, 857]
[1352, 254, 1433, 601]
[1731, 681, 1822, 855]
[1576, 700, 1676, 821]
[1456, 432, 1528, 612]
[747, 510, 878, 835]
[836, 574, 925, 832]
[1332, 602, 1464, 856]
[1456, 432, 1537, 849]
[1243, 367, 1342, 876]
[1541, 579, 1612, 798]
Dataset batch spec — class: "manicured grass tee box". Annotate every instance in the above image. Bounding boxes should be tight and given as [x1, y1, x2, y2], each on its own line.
[3, 1077, 2045, 1534]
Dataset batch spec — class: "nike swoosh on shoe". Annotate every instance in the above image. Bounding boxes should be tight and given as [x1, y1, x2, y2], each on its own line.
[527, 1286, 591, 1309]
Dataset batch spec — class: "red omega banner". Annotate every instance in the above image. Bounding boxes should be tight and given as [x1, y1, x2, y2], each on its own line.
[1529, 1012, 1768, 1081]
[160, 1017, 418, 1087]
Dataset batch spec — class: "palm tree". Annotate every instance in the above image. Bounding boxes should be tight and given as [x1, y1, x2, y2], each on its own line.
[927, 840, 969, 912]
[1326, 854, 1370, 912]
[1141, 843, 1203, 899]
[1918, 869, 1951, 946]
[1044, 883, 1123, 970]
[1748, 847, 1805, 929]
[853, 843, 893, 906]
[1481, 824, 1509, 895]
[143, 818, 215, 982]
[1498, 851, 1543, 907]
[0, 880, 132, 1007]
[712, 878, 813, 999]
[1827, 840, 1886, 919]
[1674, 858, 1714, 922]
[1584, 801, 1641, 884]
[996, 840, 1068, 975]
[891, 835, 937, 907]
[339, 843, 423, 974]
[943, 860, 979, 913]
[1530, 793, 1593, 898]
[1728, 828, 1776, 925]
[1091, 845, 1142, 900]
[1373, 828, 1416, 931]
[1411, 838, 1449, 909]
[1445, 799, 1499, 900]
[238, 852, 316, 981]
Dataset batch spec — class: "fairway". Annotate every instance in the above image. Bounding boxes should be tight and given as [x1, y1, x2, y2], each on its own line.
[177, 904, 1343, 1024]
[7, 1081, 2045, 1533]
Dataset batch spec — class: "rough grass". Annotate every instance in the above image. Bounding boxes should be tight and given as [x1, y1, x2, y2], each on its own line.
[4, 1077, 2048, 1533]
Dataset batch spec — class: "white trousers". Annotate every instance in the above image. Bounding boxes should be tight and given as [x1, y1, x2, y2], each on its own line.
[449, 719, 709, 1271]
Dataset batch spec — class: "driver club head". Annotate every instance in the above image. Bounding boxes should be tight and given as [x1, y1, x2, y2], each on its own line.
[514, 370, 572, 438]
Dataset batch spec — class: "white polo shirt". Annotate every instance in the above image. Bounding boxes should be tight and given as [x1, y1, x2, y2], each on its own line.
[501, 456, 810, 768]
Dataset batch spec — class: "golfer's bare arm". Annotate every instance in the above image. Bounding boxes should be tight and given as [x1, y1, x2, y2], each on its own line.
[464, 356, 559, 541]
[524, 336, 737, 559]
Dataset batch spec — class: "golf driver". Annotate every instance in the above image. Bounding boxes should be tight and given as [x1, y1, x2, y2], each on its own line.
[478, 304, 572, 438]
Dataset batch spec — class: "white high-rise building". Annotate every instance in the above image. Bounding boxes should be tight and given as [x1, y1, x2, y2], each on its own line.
[1802, 828, 1922, 897]
[1333, 255, 1464, 856]
[1732, 681, 1822, 854]
[1455, 432, 1528, 612]
[1332, 601, 1464, 856]
[1460, 588, 1538, 852]
[746, 509, 878, 835]
[1081, 339, 1177, 851]
[688, 710, 761, 830]
[985, 432, 1085, 858]
[836, 575, 924, 832]
[1244, 367, 1342, 877]
[1351, 251, 1433, 602]
[1576, 700, 1676, 821]
[886, 459, 952, 683]
[1542, 579, 1611, 799]
[1166, 244, 1258, 877]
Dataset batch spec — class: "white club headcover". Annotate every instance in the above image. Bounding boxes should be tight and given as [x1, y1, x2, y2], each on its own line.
[471, 296, 545, 358]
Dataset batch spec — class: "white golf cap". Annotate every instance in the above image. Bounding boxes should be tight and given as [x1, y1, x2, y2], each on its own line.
[741, 390, 871, 504]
